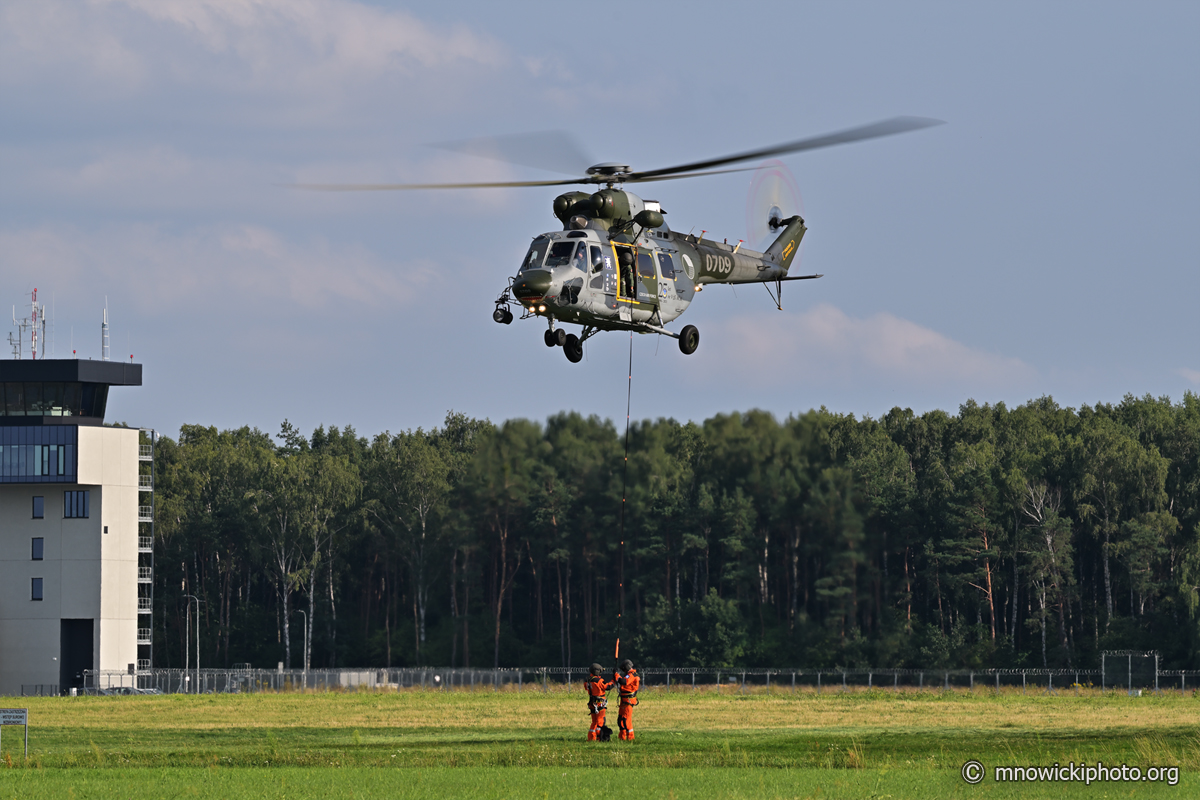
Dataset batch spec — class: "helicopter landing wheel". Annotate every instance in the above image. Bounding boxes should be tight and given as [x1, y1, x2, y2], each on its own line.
[563, 334, 583, 363]
[493, 306, 512, 324]
[679, 325, 700, 355]
[555, 329, 567, 347]
[544, 329, 558, 347]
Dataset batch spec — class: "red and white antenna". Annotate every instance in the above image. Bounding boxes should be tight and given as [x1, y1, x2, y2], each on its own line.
[8, 291, 45, 360]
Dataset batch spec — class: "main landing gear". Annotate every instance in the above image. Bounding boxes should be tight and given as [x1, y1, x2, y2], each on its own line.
[538, 318, 698, 364]
[678, 325, 699, 355]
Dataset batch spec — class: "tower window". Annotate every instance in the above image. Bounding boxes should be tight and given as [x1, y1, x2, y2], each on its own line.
[31, 578, 43, 601]
[64, 490, 90, 519]
[32, 537, 43, 560]
[33, 496, 44, 518]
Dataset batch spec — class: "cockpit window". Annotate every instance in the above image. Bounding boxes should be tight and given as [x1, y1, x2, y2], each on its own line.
[544, 241, 578, 268]
[571, 244, 588, 271]
[520, 240, 548, 272]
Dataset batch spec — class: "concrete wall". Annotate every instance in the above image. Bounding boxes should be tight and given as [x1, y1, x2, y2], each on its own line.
[83, 427, 140, 677]
[0, 426, 140, 696]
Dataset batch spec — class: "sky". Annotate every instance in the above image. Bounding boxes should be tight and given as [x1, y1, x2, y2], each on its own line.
[1, 0, 1197, 440]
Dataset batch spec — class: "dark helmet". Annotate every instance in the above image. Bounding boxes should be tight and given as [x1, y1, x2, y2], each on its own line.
[620, 658, 634, 672]
[590, 663, 604, 675]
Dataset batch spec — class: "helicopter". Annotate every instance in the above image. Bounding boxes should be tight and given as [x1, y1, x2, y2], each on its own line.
[300, 117, 942, 363]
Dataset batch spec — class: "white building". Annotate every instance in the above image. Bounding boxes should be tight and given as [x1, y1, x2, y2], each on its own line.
[0, 361, 146, 696]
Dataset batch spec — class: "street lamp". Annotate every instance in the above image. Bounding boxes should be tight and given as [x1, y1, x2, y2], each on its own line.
[297, 609, 308, 690]
[184, 595, 202, 694]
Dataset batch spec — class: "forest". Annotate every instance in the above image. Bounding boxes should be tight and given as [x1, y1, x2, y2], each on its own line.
[147, 393, 1200, 672]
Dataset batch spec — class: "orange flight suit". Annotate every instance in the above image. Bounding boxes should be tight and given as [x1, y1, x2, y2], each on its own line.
[615, 669, 640, 741]
[586, 674, 613, 740]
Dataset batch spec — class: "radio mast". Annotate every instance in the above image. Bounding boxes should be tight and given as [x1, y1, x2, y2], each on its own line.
[102, 299, 110, 361]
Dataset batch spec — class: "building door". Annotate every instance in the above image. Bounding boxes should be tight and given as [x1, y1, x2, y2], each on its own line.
[60, 619, 94, 691]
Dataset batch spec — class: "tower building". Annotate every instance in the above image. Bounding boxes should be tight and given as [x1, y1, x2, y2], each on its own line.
[0, 360, 145, 695]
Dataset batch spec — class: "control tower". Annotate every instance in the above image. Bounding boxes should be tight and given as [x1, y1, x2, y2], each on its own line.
[0, 360, 146, 695]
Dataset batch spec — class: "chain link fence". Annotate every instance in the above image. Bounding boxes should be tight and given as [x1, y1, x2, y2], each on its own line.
[54, 660, 1198, 697]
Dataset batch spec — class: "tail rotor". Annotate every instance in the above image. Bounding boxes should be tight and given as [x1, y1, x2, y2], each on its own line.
[745, 159, 804, 254]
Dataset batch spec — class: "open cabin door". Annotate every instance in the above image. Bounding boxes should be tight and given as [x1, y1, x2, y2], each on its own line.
[611, 243, 659, 321]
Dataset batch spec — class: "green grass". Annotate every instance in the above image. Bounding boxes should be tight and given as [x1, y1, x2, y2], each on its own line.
[0, 689, 1196, 798]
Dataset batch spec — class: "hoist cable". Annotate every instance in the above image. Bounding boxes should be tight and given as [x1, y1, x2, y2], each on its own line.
[616, 330, 633, 667]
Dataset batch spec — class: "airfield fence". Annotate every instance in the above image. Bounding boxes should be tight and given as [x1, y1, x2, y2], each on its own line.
[65, 664, 1200, 697]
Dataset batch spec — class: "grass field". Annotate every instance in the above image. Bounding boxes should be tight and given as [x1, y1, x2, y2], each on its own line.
[0, 687, 1196, 798]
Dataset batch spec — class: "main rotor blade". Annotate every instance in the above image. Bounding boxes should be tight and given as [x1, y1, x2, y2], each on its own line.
[629, 116, 944, 181]
[427, 130, 595, 176]
[624, 166, 763, 184]
[290, 177, 587, 191]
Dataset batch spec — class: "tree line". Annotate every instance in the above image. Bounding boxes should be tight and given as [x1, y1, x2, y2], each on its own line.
[149, 393, 1200, 671]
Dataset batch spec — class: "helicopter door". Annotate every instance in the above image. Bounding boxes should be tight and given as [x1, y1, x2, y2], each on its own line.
[590, 246, 618, 310]
[612, 244, 637, 302]
[636, 252, 659, 307]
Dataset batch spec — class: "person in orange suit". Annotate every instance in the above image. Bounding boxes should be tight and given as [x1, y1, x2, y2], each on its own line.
[614, 658, 640, 741]
[585, 663, 613, 741]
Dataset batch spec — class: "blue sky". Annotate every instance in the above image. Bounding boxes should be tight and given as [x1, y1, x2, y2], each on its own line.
[1, 0, 1197, 438]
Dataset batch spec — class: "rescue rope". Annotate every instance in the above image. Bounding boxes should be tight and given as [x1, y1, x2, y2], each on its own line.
[617, 330, 633, 667]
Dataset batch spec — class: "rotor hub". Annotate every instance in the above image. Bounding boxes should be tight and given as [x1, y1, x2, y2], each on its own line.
[586, 163, 631, 178]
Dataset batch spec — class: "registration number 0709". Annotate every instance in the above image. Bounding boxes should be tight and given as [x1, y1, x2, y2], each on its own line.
[704, 254, 733, 275]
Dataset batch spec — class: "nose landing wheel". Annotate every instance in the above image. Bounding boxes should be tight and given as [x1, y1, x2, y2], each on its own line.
[563, 333, 583, 363]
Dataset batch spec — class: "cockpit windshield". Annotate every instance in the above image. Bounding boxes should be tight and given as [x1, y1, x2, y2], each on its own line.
[520, 239, 549, 272]
[544, 241, 579, 268]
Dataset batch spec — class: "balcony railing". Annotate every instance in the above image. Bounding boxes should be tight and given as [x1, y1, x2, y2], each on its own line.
[139, 474, 153, 490]
[138, 597, 153, 612]
[138, 567, 152, 583]
[137, 628, 152, 645]
[139, 445, 153, 461]
[138, 506, 153, 522]
[138, 535, 153, 552]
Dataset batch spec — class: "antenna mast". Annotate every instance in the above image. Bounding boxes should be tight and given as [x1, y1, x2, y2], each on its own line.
[30, 289, 46, 361]
[9, 306, 27, 359]
[101, 299, 110, 361]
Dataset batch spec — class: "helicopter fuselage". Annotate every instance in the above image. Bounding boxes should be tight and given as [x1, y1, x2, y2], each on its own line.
[502, 188, 811, 356]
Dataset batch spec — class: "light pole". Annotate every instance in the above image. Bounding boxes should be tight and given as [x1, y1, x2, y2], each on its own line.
[297, 609, 308, 690]
[185, 595, 201, 694]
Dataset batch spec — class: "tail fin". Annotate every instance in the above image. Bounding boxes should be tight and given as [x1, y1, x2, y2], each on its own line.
[765, 216, 807, 271]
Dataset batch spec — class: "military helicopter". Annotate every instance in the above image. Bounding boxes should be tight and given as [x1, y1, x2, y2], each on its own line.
[300, 117, 941, 363]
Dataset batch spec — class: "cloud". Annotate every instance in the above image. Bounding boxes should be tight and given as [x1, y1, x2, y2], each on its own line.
[2, 0, 508, 112]
[1178, 368, 1200, 385]
[697, 303, 1034, 390]
[106, 0, 505, 72]
[0, 1, 147, 92]
[0, 223, 428, 314]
